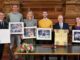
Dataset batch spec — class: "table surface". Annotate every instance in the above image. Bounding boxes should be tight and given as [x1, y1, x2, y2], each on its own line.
[14, 44, 80, 55]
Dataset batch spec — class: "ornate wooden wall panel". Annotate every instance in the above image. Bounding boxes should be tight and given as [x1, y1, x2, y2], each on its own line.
[21, 0, 64, 19]
[3, 0, 20, 14]
[0, 0, 80, 25]
[0, 0, 4, 11]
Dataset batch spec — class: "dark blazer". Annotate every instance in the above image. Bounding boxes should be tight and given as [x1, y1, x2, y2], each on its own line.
[53, 22, 69, 29]
[0, 21, 8, 29]
[0, 20, 8, 60]
[53, 22, 69, 60]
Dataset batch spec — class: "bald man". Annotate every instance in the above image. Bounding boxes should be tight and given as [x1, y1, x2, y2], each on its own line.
[54, 15, 69, 29]
[53, 15, 69, 60]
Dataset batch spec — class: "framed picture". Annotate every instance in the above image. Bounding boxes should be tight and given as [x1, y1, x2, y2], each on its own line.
[9, 22, 24, 34]
[22, 26, 37, 39]
[36, 28, 52, 40]
[72, 30, 80, 43]
[0, 29, 10, 44]
[54, 29, 68, 46]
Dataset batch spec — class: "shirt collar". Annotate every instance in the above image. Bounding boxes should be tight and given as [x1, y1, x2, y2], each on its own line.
[0, 20, 3, 22]
[59, 22, 63, 24]
[12, 12, 19, 14]
[43, 18, 48, 20]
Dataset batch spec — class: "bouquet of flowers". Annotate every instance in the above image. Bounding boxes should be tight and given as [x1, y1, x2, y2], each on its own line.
[17, 43, 34, 53]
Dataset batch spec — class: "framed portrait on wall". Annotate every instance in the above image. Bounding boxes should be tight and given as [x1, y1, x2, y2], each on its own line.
[36, 28, 52, 40]
[9, 22, 24, 34]
[22, 26, 37, 39]
[72, 30, 80, 43]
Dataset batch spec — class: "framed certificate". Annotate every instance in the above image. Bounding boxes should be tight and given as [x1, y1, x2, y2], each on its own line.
[36, 28, 52, 40]
[9, 22, 24, 34]
[54, 29, 68, 46]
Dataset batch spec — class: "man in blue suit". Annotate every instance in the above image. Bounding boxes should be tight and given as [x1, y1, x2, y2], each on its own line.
[0, 11, 8, 60]
[54, 15, 69, 29]
[53, 15, 69, 60]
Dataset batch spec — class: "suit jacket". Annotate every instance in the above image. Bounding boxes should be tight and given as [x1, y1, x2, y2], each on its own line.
[0, 20, 8, 29]
[53, 22, 69, 29]
[0, 20, 8, 60]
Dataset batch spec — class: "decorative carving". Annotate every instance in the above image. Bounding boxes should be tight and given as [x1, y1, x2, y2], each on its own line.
[0, 1, 4, 10]
[22, 0, 62, 2]
[65, 5, 77, 18]
[0, 0, 80, 25]
[66, 0, 77, 3]
[3, 0, 20, 13]
[4, 0, 20, 4]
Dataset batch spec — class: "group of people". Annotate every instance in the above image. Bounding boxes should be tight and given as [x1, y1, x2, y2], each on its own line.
[0, 4, 80, 60]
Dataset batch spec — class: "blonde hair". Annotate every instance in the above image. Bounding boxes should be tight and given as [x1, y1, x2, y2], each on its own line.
[27, 11, 34, 19]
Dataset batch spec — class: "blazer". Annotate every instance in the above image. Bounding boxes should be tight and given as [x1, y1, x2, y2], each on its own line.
[0, 20, 8, 60]
[0, 20, 8, 29]
[53, 22, 69, 29]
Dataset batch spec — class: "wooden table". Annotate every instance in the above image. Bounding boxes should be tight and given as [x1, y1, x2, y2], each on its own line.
[14, 44, 80, 60]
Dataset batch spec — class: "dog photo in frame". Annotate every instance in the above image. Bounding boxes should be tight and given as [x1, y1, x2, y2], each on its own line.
[36, 28, 52, 40]
[22, 26, 36, 39]
[72, 30, 80, 43]
[9, 22, 24, 34]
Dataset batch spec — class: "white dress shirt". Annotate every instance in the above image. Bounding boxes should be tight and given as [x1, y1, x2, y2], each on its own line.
[59, 22, 63, 29]
[0, 20, 4, 26]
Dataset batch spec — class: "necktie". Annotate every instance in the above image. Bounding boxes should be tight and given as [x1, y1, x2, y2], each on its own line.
[0, 22, 4, 28]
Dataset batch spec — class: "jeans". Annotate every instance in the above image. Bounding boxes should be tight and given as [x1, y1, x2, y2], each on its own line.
[10, 34, 21, 49]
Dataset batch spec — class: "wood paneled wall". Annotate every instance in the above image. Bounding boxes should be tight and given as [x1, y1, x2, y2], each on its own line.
[0, 0, 3, 10]
[0, 0, 80, 25]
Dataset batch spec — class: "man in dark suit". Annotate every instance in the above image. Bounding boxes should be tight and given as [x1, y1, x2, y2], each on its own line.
[0, 11, 8, 60]
[53, 15, 69, 60]
[54, 15, 69, 29]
